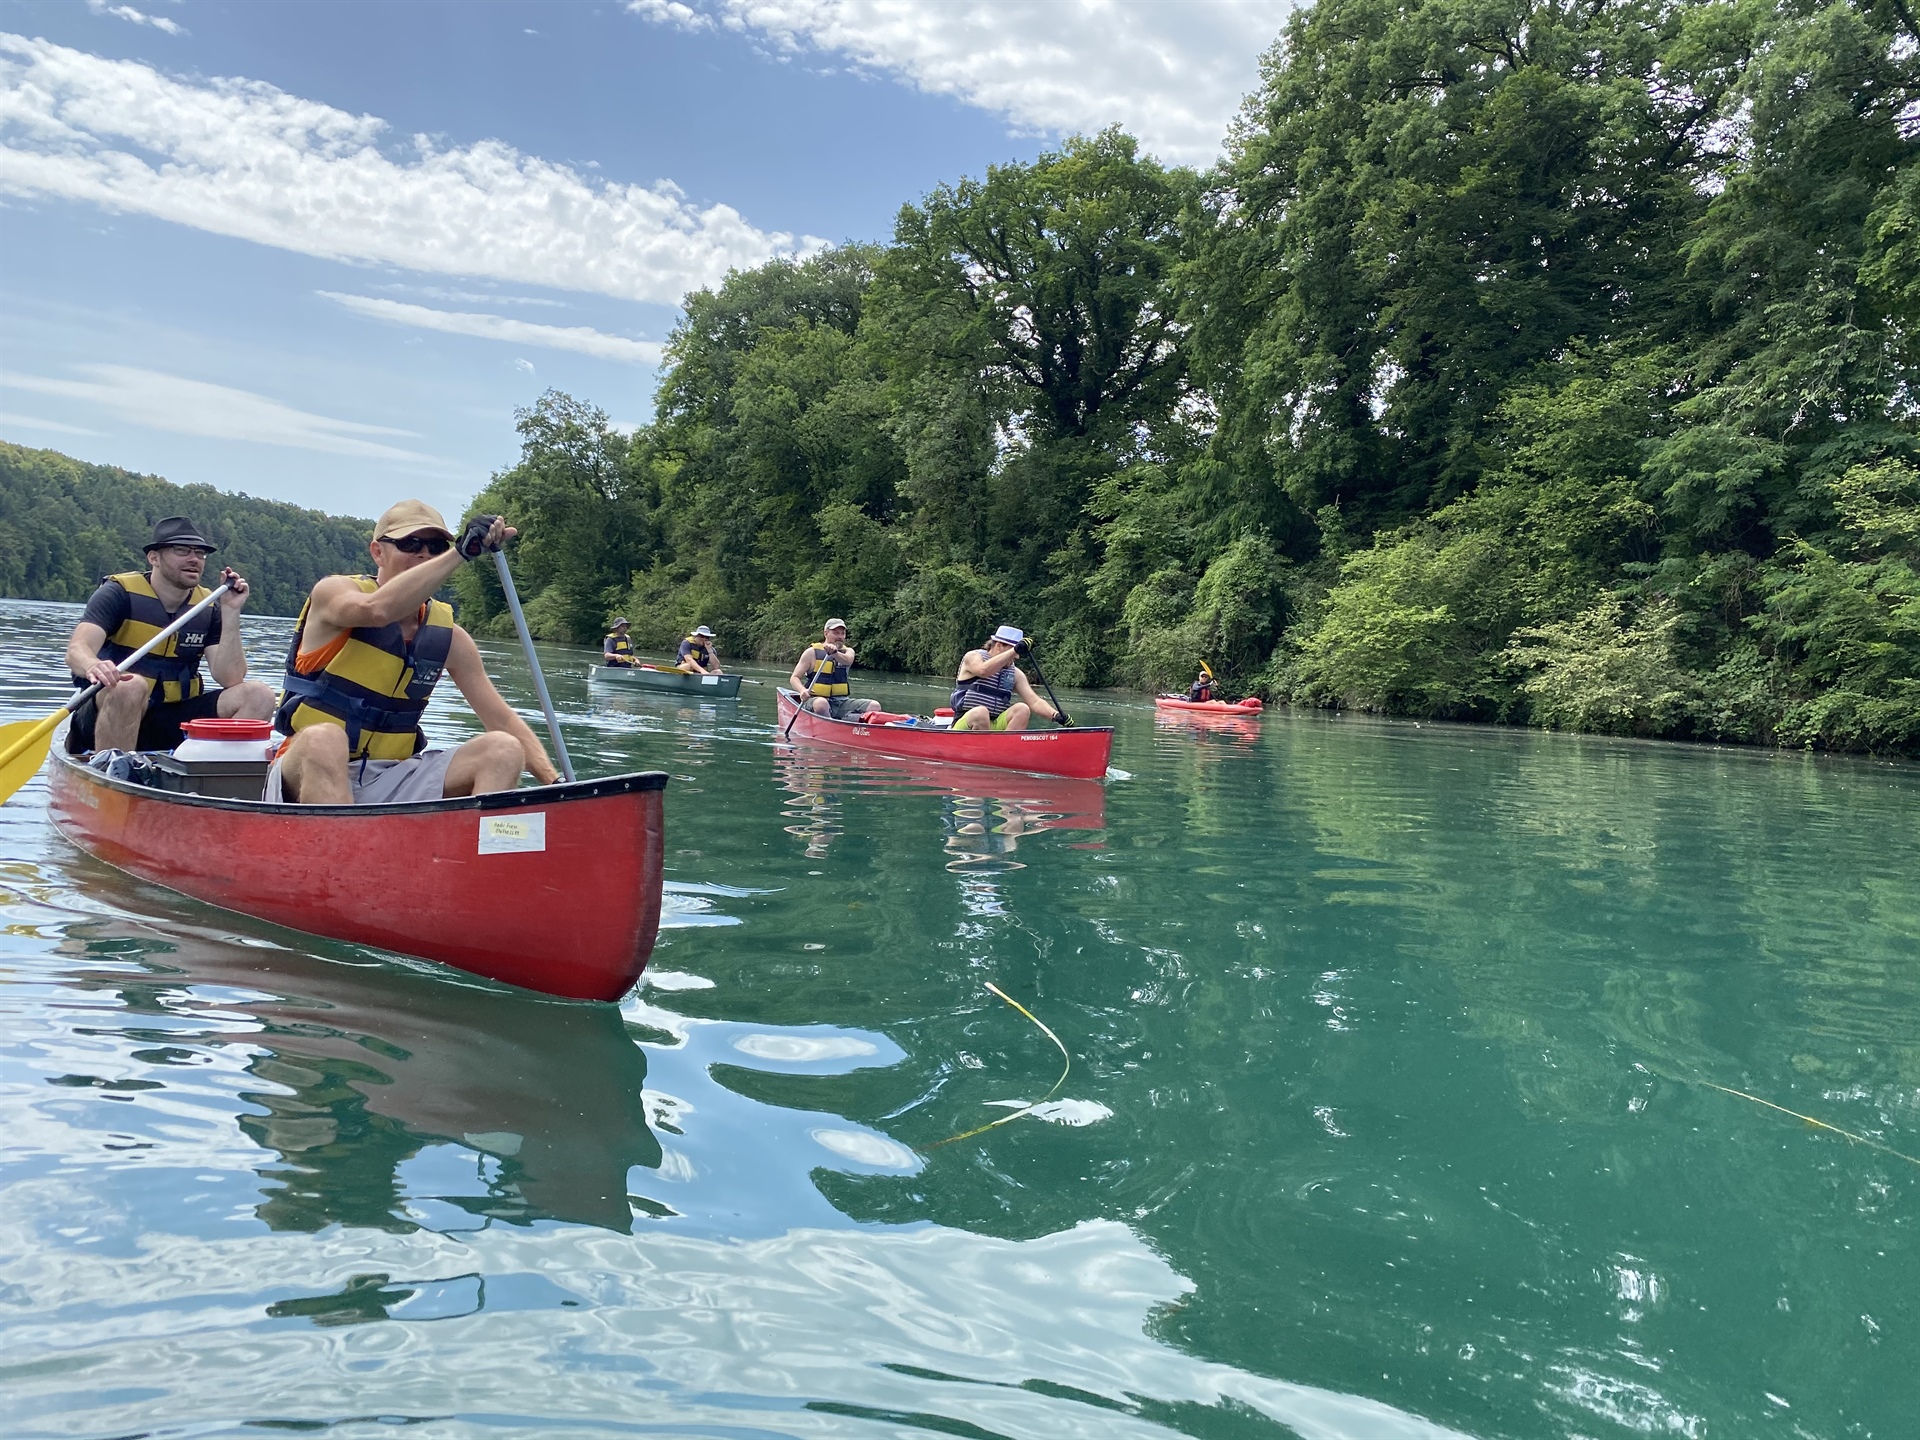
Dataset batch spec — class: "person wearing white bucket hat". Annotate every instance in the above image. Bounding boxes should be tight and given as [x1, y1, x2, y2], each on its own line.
[789, 618, 879, 720]
[949, 624, 1060, 732]
[676, 624, 723, 675]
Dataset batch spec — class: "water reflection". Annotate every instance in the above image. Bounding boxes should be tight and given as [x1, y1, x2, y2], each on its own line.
[58, 926, 663, 1233]
[772, 751, 1105, 909]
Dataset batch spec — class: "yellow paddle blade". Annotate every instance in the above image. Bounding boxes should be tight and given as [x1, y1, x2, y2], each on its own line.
[0, 712, 62, 805]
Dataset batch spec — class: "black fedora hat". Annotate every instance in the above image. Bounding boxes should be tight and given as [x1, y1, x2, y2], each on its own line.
[146, 516, 217, 553]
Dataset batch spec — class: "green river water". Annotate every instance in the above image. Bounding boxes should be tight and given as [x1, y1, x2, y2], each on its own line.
[1, 597, 1915, 1439]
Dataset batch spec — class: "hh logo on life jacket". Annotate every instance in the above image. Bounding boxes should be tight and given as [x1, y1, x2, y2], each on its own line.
[178, 631, 207, 648]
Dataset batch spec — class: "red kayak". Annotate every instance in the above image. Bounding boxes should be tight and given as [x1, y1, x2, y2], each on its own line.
[47, 746, 667, 1003]
[776, 689, 1113, 780]
[1154, 694, 1265, 713]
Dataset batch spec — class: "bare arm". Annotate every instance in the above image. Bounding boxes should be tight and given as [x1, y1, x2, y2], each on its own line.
[958, 647, 1016, 682]
[445, 627, 560, 785]
[66, 621, 142, 691]
[302, 553, 464, 649]
[788, 648, 819, 690]
[1011, 669, 1058, 722]
[205, 570, 253, 689]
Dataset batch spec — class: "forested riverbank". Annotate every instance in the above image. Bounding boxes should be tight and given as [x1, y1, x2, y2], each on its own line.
[0, 443, 372, 617]
[449, 0, 1920, 754]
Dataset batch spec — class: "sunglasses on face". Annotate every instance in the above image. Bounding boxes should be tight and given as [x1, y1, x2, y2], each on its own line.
[383, 534, 450, 555]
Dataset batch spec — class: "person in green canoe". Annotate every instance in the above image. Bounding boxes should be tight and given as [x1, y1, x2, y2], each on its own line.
[790, 618, 879, 720]
[602, 618, 639, 667]
[677, 625, 723, 675]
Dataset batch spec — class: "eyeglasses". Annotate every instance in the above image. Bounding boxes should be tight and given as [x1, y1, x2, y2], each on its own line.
[382, 534, 450, 555]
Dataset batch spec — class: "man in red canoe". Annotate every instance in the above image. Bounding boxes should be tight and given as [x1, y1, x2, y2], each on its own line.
[789, 617, 880, 719]
[266, 500, 561, 804]
[950, 625, 1062, 732]
[63, 516, 277, 755]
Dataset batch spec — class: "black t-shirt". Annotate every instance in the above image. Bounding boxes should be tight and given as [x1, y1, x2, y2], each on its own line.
[75, 576, 222, 681]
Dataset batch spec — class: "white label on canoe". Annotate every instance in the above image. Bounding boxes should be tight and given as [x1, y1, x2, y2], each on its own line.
[700, 674, 720, 685]
[479, 812, 546, 854]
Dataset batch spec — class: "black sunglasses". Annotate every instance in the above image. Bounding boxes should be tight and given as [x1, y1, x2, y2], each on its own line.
[383, 534, 450, 555]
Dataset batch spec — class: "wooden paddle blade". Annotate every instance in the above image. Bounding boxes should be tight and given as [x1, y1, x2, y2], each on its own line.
[0, 713, 61, 804]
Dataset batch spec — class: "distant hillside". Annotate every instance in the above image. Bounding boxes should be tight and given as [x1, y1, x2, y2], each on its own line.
[0, 442, 376, 617]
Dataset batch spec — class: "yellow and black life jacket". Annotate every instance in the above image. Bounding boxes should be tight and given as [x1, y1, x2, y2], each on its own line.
[97, 571, 213, 703]
[604, 632, 635, 662]
[681, 635, 715, 669]
[800, 645, 850, 697]
[273, 577, 455, 761]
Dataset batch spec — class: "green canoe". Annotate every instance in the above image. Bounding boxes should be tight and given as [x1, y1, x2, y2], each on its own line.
[589, 665, 743, 699]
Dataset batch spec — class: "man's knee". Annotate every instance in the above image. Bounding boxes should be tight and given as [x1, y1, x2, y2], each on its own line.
[219, 681, 277, 719]
[286, 724, 348, 766]
[97, 680, 148, 717]
[1003, 702, 1032, 730]
[472, 731, 524, 769]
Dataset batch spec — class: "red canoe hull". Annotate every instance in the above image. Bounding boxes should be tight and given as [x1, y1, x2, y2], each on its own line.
[1154, 695, 1265, 714]
[775, 690, 1113, 780]
[48, 749, 667, 1003]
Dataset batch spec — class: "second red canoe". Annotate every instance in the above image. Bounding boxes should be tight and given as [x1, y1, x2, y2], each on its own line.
[775, 689, 1113, 779]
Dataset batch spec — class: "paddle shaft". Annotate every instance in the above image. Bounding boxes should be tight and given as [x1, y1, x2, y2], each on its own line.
[1021, 644, 1073, 728]
[0, 582, 231, 787]
[490, 549, 576, 784]
[784, 653, 835, 739]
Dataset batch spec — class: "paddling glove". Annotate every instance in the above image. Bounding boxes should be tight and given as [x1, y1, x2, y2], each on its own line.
[457, 515, 502, 561]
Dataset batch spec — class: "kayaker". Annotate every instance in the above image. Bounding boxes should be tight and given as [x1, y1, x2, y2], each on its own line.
[266, 500, 561, 804]
[950, 625, 1061, 732]
[790, 618, 879, 719]
[677, 625, 722, 675]
[603, 618, 639, 667]
[62, 516, 277, 755]
[1187, 669, 1214, 703]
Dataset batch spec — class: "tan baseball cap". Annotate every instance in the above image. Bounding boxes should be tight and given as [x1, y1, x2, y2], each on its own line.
[374, 499, 454, 541]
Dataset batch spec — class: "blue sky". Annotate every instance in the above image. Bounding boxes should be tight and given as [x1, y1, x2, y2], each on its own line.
[0, 0, 1291, 522]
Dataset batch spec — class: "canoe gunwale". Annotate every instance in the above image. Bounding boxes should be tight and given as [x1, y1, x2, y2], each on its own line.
[52, 744, 667, 818]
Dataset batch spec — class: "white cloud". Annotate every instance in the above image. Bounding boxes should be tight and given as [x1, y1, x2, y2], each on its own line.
[0, 34, 822, 304]
[86, 0, 186, 36]
[630, 0, 714, 30]
[0, 365, 444, 465]
[0, 411, 101, 436]
[629, 0, 1296, 164]
[320, 292, 666, 364]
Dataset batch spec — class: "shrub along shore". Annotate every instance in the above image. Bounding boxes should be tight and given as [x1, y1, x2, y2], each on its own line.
[455, 0, 1919, 755]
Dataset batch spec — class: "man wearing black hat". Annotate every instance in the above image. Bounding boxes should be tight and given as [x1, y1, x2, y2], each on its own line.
[62, 516, 277, 754]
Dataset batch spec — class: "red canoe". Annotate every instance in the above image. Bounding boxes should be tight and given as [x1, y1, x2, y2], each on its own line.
[1154, 695, 1265, 713]
[47, 746, 667, 1003]
[775, 689, 1113, 780]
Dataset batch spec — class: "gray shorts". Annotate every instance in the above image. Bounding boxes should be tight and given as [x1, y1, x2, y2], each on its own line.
[823, 697, 880, 721]
[264, 748, 454, 805]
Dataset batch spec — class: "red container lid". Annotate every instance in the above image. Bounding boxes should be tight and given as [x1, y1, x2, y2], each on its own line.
[181, 717, 273, 742]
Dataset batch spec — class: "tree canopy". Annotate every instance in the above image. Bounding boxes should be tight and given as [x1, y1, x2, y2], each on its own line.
[0, 442, 374, 617]
[45, 0, 1920, 754]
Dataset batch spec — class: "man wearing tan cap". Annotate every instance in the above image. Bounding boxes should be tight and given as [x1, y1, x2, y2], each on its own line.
[788, 618, 879, 720]
[266, 500, 560, 804]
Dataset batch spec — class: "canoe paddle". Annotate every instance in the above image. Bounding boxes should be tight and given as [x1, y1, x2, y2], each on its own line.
[0, 582, 231, 806]
[1020, 639, 1075, 728]
[784, 653, 833, 740]
[489, 547, 576, 784]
